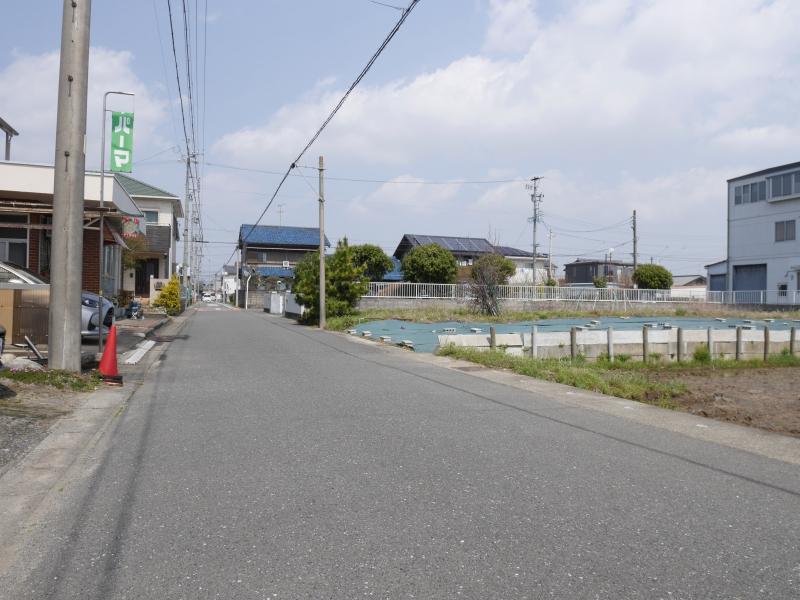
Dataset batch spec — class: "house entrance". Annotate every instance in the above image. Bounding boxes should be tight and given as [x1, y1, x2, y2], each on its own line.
[135, 258, 160, 296]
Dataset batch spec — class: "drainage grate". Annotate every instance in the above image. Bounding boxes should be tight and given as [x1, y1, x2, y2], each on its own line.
[455, 365, 486, 372]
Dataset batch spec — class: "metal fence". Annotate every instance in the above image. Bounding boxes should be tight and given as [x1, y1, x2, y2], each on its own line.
[363, 282, 800, 306]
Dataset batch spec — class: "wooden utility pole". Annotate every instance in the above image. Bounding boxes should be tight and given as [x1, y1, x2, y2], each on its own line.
[318, 156, 326, 329]
[49, 0, 92, 372]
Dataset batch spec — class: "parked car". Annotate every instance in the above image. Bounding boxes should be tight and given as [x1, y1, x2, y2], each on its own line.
[0, 261, 114, 338]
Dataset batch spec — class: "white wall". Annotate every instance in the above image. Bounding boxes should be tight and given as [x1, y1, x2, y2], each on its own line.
[728, 167, 800, 294]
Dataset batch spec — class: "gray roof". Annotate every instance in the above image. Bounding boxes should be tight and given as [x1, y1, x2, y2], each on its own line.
[494, 245, 536, 258]
[394, 234, 495, 258]
[728, 160, 800, 183]
[672, 274, 707, 287]
[115, 174, 178, 199]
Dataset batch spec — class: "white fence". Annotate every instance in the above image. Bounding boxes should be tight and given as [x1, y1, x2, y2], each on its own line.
[363, 282, 800, 306]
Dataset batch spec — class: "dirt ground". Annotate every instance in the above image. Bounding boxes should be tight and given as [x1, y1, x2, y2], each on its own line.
[653, 367, 800, 438]
[0, 380, 85, 474]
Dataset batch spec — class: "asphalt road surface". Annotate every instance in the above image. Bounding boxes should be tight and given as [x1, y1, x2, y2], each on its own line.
[6, 307, 800, 599]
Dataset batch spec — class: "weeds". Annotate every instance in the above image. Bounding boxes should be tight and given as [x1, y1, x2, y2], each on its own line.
[0, 369, 101, 391]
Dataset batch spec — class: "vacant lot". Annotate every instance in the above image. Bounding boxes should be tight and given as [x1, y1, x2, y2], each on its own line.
[0, 371, 99, 473]
[438, 347, 800, 438]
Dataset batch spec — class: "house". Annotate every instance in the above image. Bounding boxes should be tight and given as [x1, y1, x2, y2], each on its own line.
[564, 258, 634, 286]
[709, 161, 800, 297]
[493, 246, 554, 284]
[220, 264, 238, 299]
[393, 234, 496, 267]
[0, 161, 145, 296]
[238, 224, 330, 280]
[115, 174, 183, 298]
[671, 274, 707, 299]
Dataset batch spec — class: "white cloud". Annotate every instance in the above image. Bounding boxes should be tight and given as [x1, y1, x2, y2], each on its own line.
[207, 0, 800, 273]
[483, 0, 539, 55]
[0, 47, 169, 168]
[347, 176, 462, 215]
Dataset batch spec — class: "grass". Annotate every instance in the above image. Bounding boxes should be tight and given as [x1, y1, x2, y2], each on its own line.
[327, 306, 800, 331]
[437, 346, 685, 409]
[436, 345, 800, 409]
[0, 369, 101, 391]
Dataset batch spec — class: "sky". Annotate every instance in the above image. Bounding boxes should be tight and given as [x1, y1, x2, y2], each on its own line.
[2, 0, 800, 281]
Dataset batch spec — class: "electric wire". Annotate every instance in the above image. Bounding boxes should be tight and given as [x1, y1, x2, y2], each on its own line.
[225, 0, 421, 268]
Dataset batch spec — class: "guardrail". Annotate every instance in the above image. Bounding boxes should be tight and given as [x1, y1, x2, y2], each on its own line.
[363, 282, 800, 306]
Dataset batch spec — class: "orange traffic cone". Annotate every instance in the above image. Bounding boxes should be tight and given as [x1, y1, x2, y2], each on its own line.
[98, 325, 123, 385]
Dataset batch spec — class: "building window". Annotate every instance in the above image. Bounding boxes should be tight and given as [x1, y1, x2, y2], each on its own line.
[778, 283, 788, 297]
[770, 171, 800, 199]
[734, 186, 742, 205]
[775, 219, 796, 242]
[735, 181, 767, 204]
[143, 210, 159, 223]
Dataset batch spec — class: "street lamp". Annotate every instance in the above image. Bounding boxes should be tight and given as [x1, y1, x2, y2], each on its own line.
[98, 91, 134, 354]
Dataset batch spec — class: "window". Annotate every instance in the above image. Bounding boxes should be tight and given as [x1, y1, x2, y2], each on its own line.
[778, 283, 788, 297]
[734, 186, 742, 205]
[143, 210, 159, 223]
[775, 219, 796, 242]
[770, 171, 800, 198]
[742, 185, 750, 204]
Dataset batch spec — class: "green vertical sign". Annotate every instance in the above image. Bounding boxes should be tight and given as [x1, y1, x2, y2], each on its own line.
[110, 111, 134, 173]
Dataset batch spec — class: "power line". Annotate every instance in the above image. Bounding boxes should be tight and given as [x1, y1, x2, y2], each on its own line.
[205, 161, 529, 185]
[226, 0, 421, 268]
[165, 0, 192, 159]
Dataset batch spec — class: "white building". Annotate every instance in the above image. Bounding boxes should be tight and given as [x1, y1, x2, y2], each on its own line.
[493, 246, 553, 284]
[713, 162, 800, 298]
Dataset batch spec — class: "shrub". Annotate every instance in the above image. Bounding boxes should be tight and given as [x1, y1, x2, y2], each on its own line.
[469, 253, 517, 315]
[674, 307, 688, 316]
[593, 276, 607, 288]
[401, 244, 457, 283]
[693, 344, 711, 363]
[152, 275, 182, 315]
[294, 238, 368, 323]
[633, 264, 673, 289]
[545, 278, 558, 287]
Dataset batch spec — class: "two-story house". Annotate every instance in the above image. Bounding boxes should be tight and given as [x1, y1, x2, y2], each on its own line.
[116, 174, 182, 298]
[238, 224, 330, 280]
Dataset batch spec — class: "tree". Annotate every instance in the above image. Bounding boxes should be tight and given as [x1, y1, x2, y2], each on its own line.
[293, 238, 368, 323]
[350, 244, 394, 281]
[401, 244, 457, 283]
[122, 234, 148, 270]
[469, 253, 517, 315]
[633, 264, 673, 289]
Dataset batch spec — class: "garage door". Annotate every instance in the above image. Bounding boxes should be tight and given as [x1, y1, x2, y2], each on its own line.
[732, 264, 767, 291]
[709, 274, 726, 292]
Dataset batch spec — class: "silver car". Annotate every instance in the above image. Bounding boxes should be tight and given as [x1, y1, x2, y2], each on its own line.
[0, 261, 114, 338]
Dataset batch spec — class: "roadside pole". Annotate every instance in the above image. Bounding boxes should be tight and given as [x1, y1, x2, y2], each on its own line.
[98, 91, 133, 355]
[49, 0, 92, 372]
[318, 155, 326, 330]
[181, 155, 191, 303]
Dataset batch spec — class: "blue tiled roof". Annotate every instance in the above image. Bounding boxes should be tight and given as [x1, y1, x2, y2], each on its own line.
[239, 224, 330, 247]
[255, 266, 295, 278]
[383, 257, 404, 281]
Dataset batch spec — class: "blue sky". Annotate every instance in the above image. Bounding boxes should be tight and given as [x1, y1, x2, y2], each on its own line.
[3, 1, 800, 279]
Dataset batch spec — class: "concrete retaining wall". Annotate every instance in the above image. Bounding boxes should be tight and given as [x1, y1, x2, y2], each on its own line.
[439, 327, 798, 361]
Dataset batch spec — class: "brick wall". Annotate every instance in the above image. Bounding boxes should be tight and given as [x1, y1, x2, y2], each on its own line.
[83, 228, 101, 293]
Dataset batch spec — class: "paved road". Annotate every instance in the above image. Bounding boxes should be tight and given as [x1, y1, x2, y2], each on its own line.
[6, 308, 800, 599]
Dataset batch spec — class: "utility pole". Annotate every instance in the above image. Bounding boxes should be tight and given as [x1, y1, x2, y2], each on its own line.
[525, 177, 543, 284]
[318, 156, 326, 329]
[632, 209, 638, 274]
[277, 204, 285, 227]
[181, 154, 191, 298]
[548, 229, 553, 281]
[49, 0, 91, 372]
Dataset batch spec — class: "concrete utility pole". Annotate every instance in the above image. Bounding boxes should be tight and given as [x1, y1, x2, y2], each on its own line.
[49, 0, 92, 372]
[181, 154, 191, 297]
[632, 209, 638, 274]
[548, 228, 553, 281]
[526, 177, 543, 284]
[318, 155, 326, 329]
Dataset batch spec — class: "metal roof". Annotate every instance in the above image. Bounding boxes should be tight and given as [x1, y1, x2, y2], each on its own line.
[395, 233, 495, 257]
[672, 274, 707, 287]
[494, 245, 534, 258]
[115, 173, 178, 199]
[727, 160, 800, 183]
[239, 224, 330, 248]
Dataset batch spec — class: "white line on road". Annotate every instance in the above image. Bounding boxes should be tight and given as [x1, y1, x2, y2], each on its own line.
[124, 340, 156, 365]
